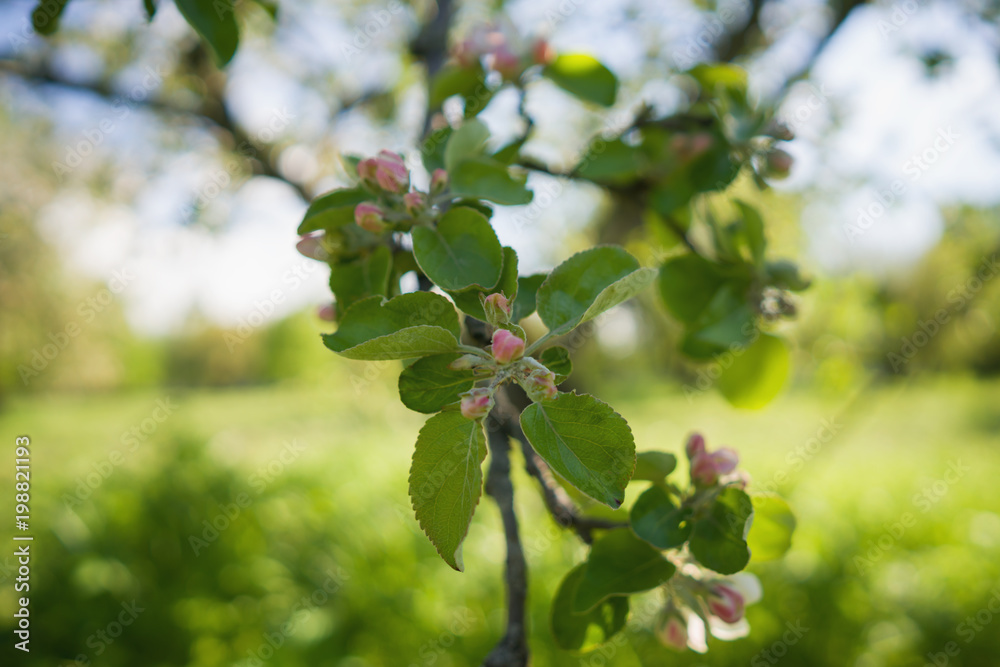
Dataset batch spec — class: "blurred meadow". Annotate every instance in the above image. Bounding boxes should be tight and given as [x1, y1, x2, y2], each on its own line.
[2, 0, 1000, 666]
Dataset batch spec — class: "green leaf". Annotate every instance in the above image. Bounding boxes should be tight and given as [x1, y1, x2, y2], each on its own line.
[748, 494, 796, 562]
[551, 564, 629, 653]
[734, 200, 766, 265]
[766, 260, 811, 292]
[430, 64, 486, 108]
[31, 0, 71, 35]
[680, 283, 756, 359]
[449, 157, 533, 205]
[544, 54, 618, 107]
[630, 485, 692, 550]
[175, 0, 240, 67]
[448, 246, 519, 321]
[412, 207, 503, 292]
[716, 334, 790, 409]
[573, 530, 675, 613]
[688, 63, 748, 95]
[398, 354, 476, 414]
[632, 451, 678, 483]
[689, 486, 754, 574]
[512, 273, 547, 322]
[444, 119, 490, 172]
[493, 138, 526, 165]
[322, 293, 461, 360]
[329, 246, 392, 316]
[574, 138, 643, 184]
[143, 0, 157, 20]
[408, 411, 488, 571]
[537, 246, 656, 337]
[539, 346, 573, 383]
[421, 126, 452, 173]
[520, 392, 635, 508]
[658, 254, 728, 325]
[297, 187, 369, 235]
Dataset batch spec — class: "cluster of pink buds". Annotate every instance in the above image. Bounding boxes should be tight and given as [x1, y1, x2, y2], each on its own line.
[670, 132, 714, 163]
[657, 572, 761, 652]
[686, 433, 741, 487]
[349, 151, 449, 236]
[452, 24, 554, 80]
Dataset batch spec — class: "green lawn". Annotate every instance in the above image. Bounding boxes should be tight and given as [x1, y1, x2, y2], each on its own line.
[2, 371, 999, 666]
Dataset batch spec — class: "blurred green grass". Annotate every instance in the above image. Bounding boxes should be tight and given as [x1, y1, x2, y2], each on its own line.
[2, 370, 999, 666]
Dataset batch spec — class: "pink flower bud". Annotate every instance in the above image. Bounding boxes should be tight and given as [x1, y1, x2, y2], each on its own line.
[690, 445, 739, 486]
[532, 38, 555, 66]
[657, 613, 689, 651]
[523, 369, 557, 402]
[483, 293, 512, 327]
[374, 150, 409, 193]
[354, 202, 386, 233]
[685, 433, 705, 459]
[491, 329, 525, 364]
[296, 232, 328, 261]
[707, 583, 745, 624]
[403, 191, 426, 216]
[317, 303, 335, 321]
[460, 388, 493, 420]
[357, 158, 379, 186]
[430, 168, 449, 195]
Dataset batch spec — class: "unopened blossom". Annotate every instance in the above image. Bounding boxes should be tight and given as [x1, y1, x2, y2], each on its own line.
[403, 191, 426, 216]
[686, 433, 739, 486]
[707, 582, 746, 624]
[491, 329, 525, 364]
[430, 168, 449, 194]
[354, 202, 386, 233]
[317, 303, 335, 322]
[460, 388, 493, 420]
[483, 293, 512, 327]
[523, 369, 558, 402]
[374, 150, 409, 193]
[657, 612, 689, 652]
[296, 232, 328, 261]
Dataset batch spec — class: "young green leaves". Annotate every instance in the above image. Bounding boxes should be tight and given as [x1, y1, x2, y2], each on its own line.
[322, 293, 461, 360]
[536, 246, 657, 338]
[520, 392, 635, 508]
[412, 207, 503, 291]
[408, 412, 488, 571]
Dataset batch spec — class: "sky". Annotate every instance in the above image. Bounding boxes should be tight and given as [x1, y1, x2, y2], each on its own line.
[2, 0, 999, 335]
